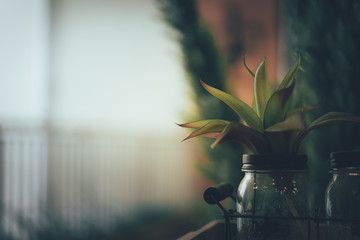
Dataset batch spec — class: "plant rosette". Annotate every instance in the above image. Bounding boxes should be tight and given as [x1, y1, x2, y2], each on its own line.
[178, 57, 360, 239]
[178, 57, 360, 155]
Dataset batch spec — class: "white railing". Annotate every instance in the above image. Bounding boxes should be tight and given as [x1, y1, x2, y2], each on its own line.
[0, 126, 196, 239]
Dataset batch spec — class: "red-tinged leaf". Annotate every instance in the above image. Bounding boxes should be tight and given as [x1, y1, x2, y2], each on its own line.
[263, 79, 296, 129]
[307, 112, 360, 130]
[286, 105, 317, 116]
[199, 133, 221, 138]
[265, 110, 306, 132]
[264, 110, 307, 154]
[210, 122, 268, 153]
[291, 112, 360, 154]
[177, 119, 229, 129]
[200, 80, 263, 132]
[182, 120, 229, 141]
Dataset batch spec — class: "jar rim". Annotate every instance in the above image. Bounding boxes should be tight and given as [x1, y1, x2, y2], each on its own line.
[330, 168, 360, 174]
[242, 154, 308, 171]
[330, 150, 360, 169]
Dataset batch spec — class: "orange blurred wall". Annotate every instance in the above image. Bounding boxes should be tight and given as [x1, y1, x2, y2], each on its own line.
[198, 0, 284, 105]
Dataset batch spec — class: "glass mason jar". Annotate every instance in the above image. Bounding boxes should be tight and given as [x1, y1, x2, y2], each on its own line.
[325, 151, 360, 240]
[236, 154, 314, 240]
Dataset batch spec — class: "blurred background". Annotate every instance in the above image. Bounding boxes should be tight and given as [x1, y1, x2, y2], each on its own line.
[1, 0, 360, 239]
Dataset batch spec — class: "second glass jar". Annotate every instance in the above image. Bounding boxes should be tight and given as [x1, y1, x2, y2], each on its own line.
[326, 150, 360, 240]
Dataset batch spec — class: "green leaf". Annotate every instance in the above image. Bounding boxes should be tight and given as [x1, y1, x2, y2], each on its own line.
[243, 55, 255, 77]
[177, 119, 229, 129]
[210, 122, 268, 153]
[291, 112, 360, 154]
[263, 79, 296, 129]
[182, 120, 229, 141]
[286, 105, 317, 116]
[254, 59, 271, 119]
[244, 56, 258, 113]
[265, 110, 306, 132]
[265, 108, 313, 154]
[307, 112, 360, 129]
[252, 96, 258, 112]
[278, 56, 300, 90]
[201, 81, 264, 132]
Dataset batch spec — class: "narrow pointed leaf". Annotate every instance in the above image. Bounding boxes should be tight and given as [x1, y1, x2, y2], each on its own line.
[278, 56, 300, 90]
[265, 109, 310, 154]
[243, 55, 255, 77]
[200, 80, 263, 132]
[252, 96, 258, 112]
[291, 112, 360, 154]
[307, 112, 360, 129]
[182, 120, 229, 141]
[245, 56, 257, 113]
[265, 110, 306, 132]
[198, 133, 222, 139]
[286, 105, 317, 117]
[210, 122, 268, 153]
[263, 79, 296, 129]
[254, 59, 271, 119]
[178, 119, 229, 129]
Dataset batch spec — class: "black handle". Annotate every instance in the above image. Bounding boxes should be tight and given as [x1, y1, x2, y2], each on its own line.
[203, 183, 234, 205]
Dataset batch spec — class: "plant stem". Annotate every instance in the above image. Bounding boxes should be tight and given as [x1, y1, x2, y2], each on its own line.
[284, 192, 308, 239]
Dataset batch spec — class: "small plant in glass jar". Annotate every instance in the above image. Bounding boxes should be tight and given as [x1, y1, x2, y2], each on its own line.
[178, 57, 360, 239]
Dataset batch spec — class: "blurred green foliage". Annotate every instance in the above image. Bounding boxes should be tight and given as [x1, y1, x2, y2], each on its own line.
[285, 0, 360, 207]
[157, 0, 245, 187]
